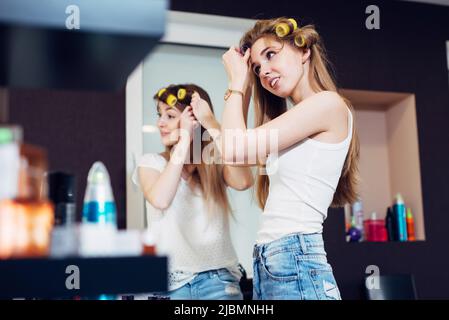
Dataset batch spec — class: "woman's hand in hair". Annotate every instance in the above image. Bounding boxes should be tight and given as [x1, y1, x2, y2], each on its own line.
[222, 46, 251, 92]
[190, 92, 215, 129]
[179, 106, 199, 143]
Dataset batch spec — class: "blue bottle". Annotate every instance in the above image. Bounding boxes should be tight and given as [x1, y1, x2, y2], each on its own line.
[81, 162, 117, 300]
[393, 193, 408, 242]
[82, 162, 117, 226]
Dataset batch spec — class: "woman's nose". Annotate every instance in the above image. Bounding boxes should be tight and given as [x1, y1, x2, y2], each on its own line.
[260, 64, 271, 77]
[157, 118, 166, 128]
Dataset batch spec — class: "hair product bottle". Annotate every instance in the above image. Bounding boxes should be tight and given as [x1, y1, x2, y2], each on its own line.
[385, 206, 397, 241]
[351, 199, 365, 241]
[393, 194, 408, 242]
[406, 208, 416, 241]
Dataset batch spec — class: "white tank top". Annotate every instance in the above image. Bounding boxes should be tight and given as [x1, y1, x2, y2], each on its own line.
[132, 153, 240, 290]
[257, 107, 353, 244]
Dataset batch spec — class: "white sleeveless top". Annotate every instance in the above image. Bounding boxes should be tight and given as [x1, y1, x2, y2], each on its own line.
[257, 107, 353, 244]
[132, 153, 241, 290]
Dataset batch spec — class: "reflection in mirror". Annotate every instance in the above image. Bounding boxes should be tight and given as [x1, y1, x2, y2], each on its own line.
[126, 43, 261, 276]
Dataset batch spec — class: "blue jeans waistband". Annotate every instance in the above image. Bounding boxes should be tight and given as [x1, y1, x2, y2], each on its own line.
[192, 268, 231, 282]
[253, 232, 324, 259]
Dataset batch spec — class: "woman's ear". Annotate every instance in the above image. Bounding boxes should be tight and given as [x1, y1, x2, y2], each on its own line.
[301, 48, 311, 64]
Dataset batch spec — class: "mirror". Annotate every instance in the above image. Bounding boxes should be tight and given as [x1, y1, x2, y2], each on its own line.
[126, 13, 260, 276]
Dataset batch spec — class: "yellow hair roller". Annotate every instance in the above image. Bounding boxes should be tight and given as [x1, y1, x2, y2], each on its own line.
[275, 18, 298, 38]
[157, 88, 167, 98]
[177, 88, 187, 100]
[294, 34, 306, 48]
[166, 94, 177, 107]
[288, 18, 298, 31]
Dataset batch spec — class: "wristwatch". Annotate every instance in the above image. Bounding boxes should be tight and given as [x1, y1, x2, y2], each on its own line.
[224, 89, 244, 101]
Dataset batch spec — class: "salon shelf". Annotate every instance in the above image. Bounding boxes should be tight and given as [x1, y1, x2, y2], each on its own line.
[340, 88, 426, 241]
[346, 240, 426, 245]
[0, 255, 167, 299]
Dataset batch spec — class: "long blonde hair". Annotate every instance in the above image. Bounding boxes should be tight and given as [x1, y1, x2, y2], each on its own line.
[240, 17, 360, 209]
[154, 84, 231, 215]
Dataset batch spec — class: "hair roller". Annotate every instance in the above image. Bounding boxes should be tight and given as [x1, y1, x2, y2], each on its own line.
[165, 94, 177, 107]
[177, 88, 187, 100]
[157, 88, 167, 98]
[274, 18, 298, 38]
[294, 33, 306, 48]
[156, 87, 177, 107]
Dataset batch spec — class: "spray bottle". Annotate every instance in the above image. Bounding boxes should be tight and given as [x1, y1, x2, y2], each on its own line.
[351, 199, 365, 241]
[393, 193, 407, 242]
[82, 162, 117, 226]
[81, 161, 117, 300]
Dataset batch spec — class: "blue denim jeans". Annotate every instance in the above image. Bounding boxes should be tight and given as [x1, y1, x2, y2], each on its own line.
[167, 268, 243, 300]
[253, 233, 342, 300]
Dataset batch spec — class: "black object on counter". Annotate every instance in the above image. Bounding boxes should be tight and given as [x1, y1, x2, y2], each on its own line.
[385, 206, 397, 241]
[48, 171, 76, 226]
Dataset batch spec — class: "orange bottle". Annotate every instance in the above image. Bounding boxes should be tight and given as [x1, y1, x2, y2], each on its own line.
[406, 208, 416, 241]
[1, 144, 54, 259]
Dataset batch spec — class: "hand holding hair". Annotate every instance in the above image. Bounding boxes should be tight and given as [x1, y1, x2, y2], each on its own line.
[222, 46, 251, 92]
[190, 91, 215, 129]
[179, 106, 198, 142]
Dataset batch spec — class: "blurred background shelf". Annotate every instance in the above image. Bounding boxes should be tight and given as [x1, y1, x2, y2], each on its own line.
[346, 240, 426, 245]
[0, 255, 167, 299]
[340, 89, 425, 242]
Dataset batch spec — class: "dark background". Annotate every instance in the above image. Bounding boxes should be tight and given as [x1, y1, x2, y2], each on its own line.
[7, 0, 449, 299]
[9, 88, 126, 228]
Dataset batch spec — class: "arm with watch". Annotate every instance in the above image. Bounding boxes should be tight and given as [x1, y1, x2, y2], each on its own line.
[221, 46, 266, 166]
[224, 86, 251, 126]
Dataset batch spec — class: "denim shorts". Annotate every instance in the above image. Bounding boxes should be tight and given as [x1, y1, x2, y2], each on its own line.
[252, 233, 341, 300]
[167, 268, 243, 300]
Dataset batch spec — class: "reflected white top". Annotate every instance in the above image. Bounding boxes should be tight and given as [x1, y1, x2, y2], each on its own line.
[132, 153, 241, 290]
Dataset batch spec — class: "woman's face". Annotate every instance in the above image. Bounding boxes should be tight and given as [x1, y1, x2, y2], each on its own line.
[156, 101, 182, 146]
[250, 36, 308, 98]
